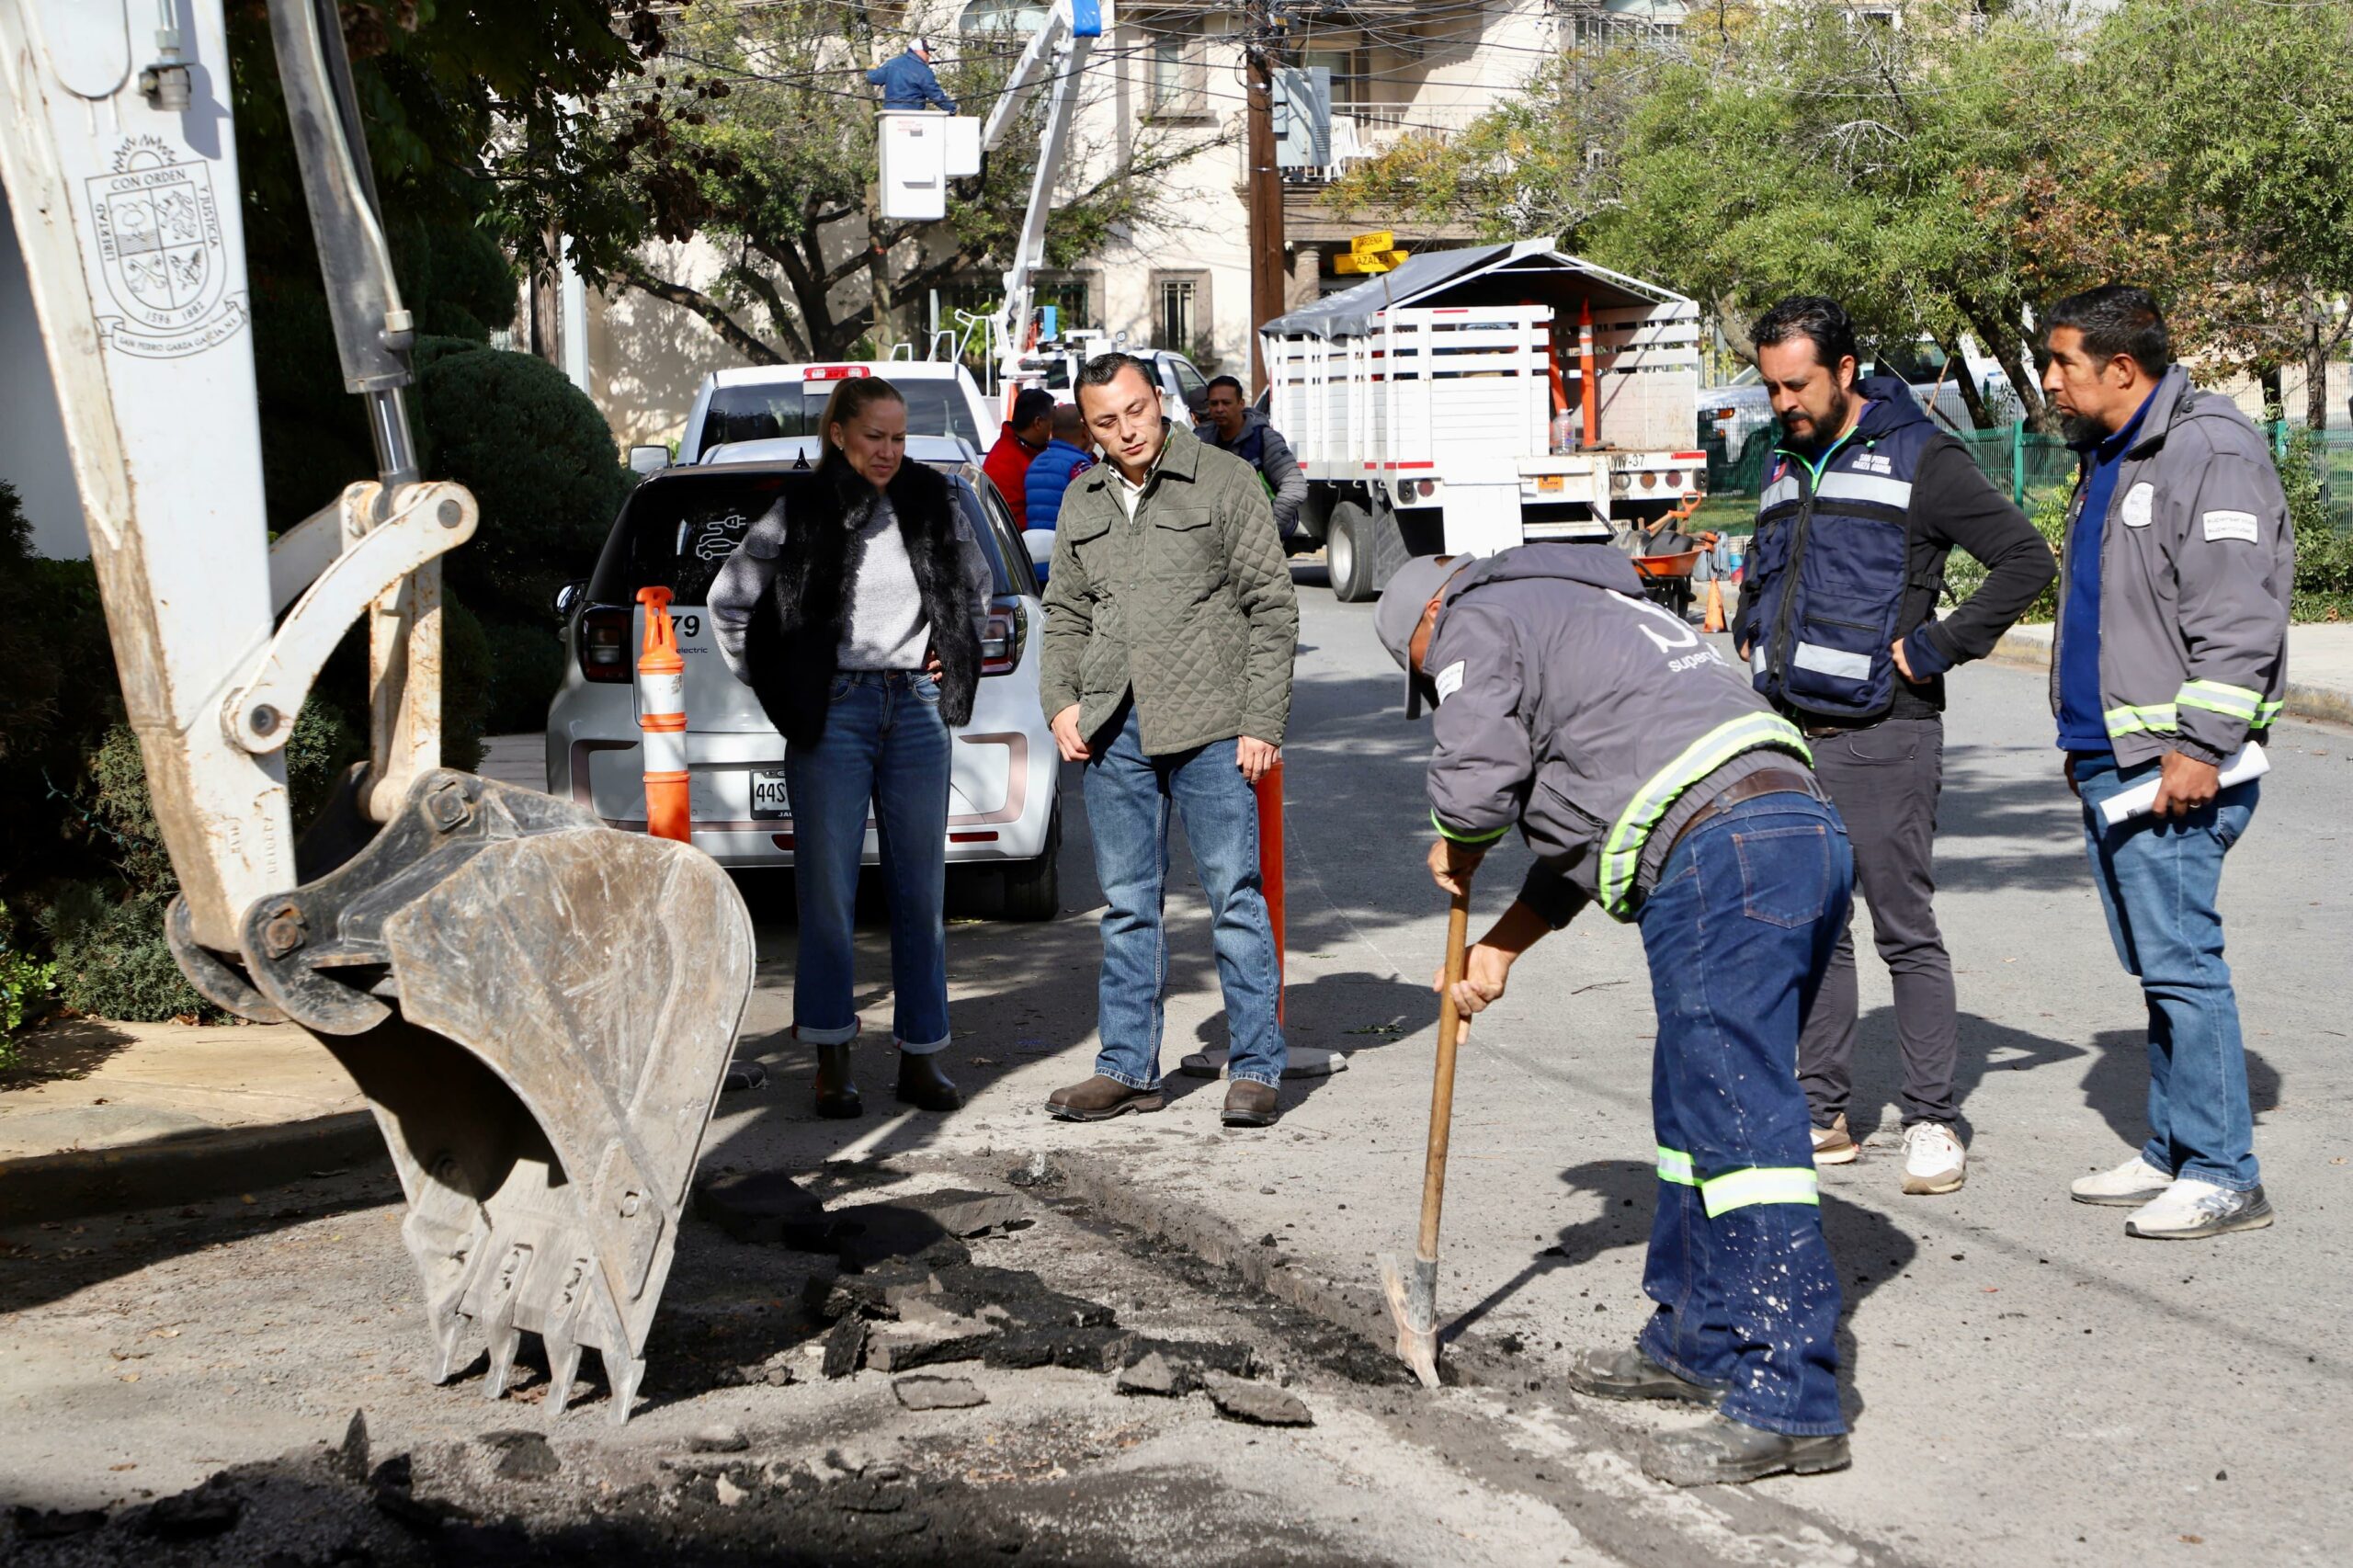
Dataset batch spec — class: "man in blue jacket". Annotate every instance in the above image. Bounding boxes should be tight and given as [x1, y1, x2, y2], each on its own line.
[1022, 403, 1096, 583]
[867, 37, 955, 113]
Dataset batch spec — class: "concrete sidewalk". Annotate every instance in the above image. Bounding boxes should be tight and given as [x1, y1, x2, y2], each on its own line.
[0, 1017, 376, 1221]
[1995, 619, 2353, 725]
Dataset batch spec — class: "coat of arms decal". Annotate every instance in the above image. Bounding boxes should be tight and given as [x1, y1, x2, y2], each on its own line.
[85, 136, 248, 358]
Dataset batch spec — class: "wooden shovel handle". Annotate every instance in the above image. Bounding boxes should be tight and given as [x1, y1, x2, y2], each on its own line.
[1415, 891, 1472, 1265]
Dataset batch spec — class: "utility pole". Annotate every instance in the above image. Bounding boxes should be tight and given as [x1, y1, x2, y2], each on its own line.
[1244, 2, 1287, 394]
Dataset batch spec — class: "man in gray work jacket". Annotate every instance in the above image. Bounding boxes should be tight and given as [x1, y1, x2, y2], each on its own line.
[1735, 296, 2055, 1197]
[1380, 545, 1855, 1488]
[2041, 286, 2290, 1241]
[1039, 353, 1300, 1130]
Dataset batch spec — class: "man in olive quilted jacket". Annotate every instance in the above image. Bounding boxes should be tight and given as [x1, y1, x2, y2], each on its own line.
[1040, 354, 1300, 1129]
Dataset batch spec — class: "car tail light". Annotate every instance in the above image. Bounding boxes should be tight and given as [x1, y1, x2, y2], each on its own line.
[980, 598, 1028, 676]
[578, 605, 632, 683]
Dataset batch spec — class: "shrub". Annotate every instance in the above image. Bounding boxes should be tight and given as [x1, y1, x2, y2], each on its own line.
[44, 882, 213, 1023]
[2282, 427, 2353, 621]
[415, 339, 633, 630]
[1942, 483, 2067, 623]
[0, 901, 59, 1066]
[482, 619, 570, 737]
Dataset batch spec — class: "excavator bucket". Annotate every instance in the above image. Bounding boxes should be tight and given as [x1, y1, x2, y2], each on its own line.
[3, 0, 756, 1425]
[173, 770, 754, 1422]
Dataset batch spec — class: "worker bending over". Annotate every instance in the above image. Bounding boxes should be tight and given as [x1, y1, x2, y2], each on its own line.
[1379, 546, 1855, 1487]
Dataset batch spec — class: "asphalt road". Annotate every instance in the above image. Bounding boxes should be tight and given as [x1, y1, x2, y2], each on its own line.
[716, 566, 2351, 1567]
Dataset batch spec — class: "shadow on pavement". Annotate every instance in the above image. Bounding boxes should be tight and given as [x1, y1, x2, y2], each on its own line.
[2076, 1025, 2280, 1153]
[1438, 1156, 1914, 1423]
[0, 1016, 137, 1089]
[1840, 1007, 2088, 1142]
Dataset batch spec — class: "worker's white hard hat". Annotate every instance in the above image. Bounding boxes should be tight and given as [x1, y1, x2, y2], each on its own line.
[912, 35, 933, 54]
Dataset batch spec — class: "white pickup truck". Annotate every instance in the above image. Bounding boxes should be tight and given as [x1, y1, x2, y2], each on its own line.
[1261, 241, 1710, 600]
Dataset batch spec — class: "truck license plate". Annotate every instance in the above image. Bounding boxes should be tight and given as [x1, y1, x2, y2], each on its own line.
[1537, 474, 1564, 493]
[749, 769, 790, 819]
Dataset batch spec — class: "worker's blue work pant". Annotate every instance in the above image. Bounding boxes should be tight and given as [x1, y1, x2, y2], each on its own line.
[1633, 792, 1853, 1437]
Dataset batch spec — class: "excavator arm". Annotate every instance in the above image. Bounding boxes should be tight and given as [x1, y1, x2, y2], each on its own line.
[0, 0, 752, 1423]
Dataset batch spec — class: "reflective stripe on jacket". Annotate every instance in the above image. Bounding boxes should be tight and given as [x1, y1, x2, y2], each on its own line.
[1741, 376, 1939, 721]
[2050, 365, 2292, 767]
[1425, 545, 1813, 924]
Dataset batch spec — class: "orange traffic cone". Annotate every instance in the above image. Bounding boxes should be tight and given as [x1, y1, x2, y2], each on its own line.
[1702, 576, 1727, 634]
[636, 585, 690, 843]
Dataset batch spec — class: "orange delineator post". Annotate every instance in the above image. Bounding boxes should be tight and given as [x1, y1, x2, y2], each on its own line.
[1255, 759, 1286, 1026]
[635, 585, 690, 844]
[1578, 298, 1599, 450]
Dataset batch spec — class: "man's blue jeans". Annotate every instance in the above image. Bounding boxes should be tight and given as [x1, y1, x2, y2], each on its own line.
[1082, 704, 1285, 1089]
[2072, 753, 2261, 1191]
[785, 671, 952, 1054]
[1634, 792, 1852, 1437]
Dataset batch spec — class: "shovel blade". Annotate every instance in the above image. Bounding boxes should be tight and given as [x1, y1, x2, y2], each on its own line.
[1379, 1250, 1442, 1389]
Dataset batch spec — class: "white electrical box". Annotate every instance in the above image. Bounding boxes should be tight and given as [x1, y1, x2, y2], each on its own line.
[878, 112, 947, 220]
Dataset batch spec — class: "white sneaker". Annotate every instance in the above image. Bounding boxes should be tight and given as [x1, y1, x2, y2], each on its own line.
[1899, 1122, 1966, 1195]
[2069, 1154, 2173, 1208]
[2125, 1178, 2275, 1240]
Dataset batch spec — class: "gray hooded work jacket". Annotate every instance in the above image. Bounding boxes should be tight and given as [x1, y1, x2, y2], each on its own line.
[1426, 546, 1814, 926]
[2052, 365, 2292, 767]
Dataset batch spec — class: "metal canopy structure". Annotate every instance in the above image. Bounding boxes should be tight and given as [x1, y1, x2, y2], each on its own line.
[1262, 239, 1692, 343]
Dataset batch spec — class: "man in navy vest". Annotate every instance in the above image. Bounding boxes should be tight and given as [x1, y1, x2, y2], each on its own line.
[1733, 297, 2054, 1197]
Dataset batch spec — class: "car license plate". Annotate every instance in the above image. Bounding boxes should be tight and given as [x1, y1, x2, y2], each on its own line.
[749, 769, 790, 819]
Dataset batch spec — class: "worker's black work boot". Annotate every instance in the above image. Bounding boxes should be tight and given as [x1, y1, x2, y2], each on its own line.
[1641, 1414, 1851, 1487]
[1564, 1346, 1726, 1406]
[809, 1033, 862, 1119]
[895, 1050, 962, 1113]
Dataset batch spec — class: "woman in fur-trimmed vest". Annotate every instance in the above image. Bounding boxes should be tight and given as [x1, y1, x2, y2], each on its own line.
[709, 376, 993, 1119]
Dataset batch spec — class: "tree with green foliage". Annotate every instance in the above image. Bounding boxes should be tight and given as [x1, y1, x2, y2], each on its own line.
[563, 0, 1231, 361]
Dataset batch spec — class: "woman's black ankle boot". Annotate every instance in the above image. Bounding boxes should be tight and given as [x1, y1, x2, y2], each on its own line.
[813, 1041, 862, 1119]
[895, 1050, 962, 1113]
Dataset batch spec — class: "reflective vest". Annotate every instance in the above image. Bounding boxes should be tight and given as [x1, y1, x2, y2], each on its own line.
[1744, 381, 1938, 720]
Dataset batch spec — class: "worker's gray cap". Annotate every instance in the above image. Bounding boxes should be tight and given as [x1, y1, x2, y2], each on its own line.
[1374, 553, 1470, 720]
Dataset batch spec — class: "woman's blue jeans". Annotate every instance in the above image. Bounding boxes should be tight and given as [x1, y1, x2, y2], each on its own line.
[785, 671, 951, 1054]
[2072, 753, 2262, 1191]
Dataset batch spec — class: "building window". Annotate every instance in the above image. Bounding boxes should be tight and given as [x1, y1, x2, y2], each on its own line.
[1038, 276, 1096, 335]
[1154, 272, 1206, 357]
[1146, 22, 1210, 119]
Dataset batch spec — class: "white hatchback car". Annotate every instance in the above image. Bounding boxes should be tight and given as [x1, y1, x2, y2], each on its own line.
[546, 435, 1060, 918]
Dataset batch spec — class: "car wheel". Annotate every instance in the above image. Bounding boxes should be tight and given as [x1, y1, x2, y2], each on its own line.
[1000, 801, 1062, 922]
[1327, 499, 1377, 602]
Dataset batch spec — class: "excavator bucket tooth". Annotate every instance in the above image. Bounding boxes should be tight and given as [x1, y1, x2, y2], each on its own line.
[236, 770, 753, 1423]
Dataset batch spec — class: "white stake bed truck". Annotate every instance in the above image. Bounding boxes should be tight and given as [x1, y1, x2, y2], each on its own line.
[1261, 241, 1709, 600]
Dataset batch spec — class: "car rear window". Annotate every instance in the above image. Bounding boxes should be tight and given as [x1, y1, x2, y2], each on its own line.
[698, 377, 983, 452]
[587, 470, 1015, 608]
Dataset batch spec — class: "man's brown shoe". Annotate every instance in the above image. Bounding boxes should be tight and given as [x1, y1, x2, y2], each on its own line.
[1046, 1074, 1164, 1121]
[1222, 1079, 1280, 1128]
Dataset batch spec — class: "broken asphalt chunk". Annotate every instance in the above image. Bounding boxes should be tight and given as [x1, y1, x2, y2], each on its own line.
[139, 1483, 243, 1541]
[983, 1324, 1136, 1373]
[863, 1314, 999, 1373]
[1204, 1373, 1313, 1427]
[478, 1429, 561, 1480]
[1115, 1351, 1190, 1397]
[893, 1375, 989, 1410]
[822, 1315, 869, 1379]
[688, 1424, 750, 1454]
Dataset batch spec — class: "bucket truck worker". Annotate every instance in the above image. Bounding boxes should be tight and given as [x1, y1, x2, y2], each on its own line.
[2041, 286, 2290, 1240]
[1197, 375, 1307, 544]
[1040, 354, 1299, 1130]
[867, 35, 956, 113]
[1733, 296, 2055, 1196]
[1379, 545, 1855, 1488]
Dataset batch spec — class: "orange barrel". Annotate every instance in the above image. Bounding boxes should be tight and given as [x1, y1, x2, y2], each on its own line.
[635, 585, 689, 843]
[1255, 758, 1286, 1026]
